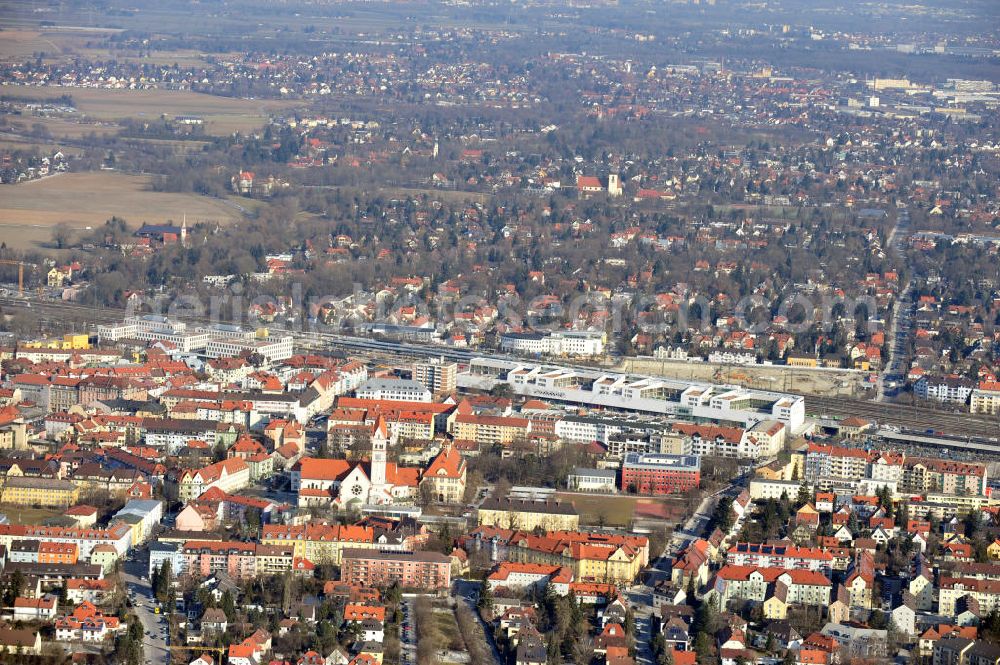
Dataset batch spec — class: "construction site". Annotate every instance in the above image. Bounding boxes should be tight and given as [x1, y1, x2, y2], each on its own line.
[619, 357, 870, 398]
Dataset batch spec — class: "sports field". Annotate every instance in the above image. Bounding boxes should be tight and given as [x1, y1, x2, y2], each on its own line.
[556, 492, 685, 527]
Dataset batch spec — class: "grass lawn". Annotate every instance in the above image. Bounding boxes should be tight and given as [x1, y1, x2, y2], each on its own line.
[2, 505, 64, 525]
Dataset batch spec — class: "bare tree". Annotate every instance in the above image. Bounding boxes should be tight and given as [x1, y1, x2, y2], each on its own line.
[415, 596, 442, 665]
[455, 602, 493, 663]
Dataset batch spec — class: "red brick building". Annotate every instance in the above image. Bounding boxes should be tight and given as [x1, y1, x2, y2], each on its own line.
[620, 453, 701, 495]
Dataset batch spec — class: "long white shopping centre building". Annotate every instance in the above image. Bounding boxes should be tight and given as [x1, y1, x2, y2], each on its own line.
[459, 358, 806, 432]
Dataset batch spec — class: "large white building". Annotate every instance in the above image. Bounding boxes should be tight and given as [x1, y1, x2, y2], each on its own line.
[97, 317, 289, 358]
[178, 458, 250, 502]
[111, 499, 164, 545]
[205, 335, 294, 362]
[198, 324, 256, 340]
[715, 566, 832, 611]
[461, 358, 807, 432]
[97, 316, 210, 352]
[554, 415, 667, 445]
[500, 330, 606, 357]
[0, 523, 133, 558]
[749, 478, 802, 500]
[356, 378, 431, 402]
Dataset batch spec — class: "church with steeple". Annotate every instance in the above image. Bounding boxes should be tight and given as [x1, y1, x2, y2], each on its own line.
[334, 415, 422, 507]
[134, 217, 187, 247]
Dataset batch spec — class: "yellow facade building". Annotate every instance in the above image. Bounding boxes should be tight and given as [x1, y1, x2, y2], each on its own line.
[22, 334, 90, 350]
[419, 446, 467, 504]
[1, 477, 79, 507]
[477, 497, 580, 532]
[450, 414, 531, 446]
[260, 522, 374, 565]
[786, 353, 818, 368]
[474, 527, 649, 585]
[971, 383, 1000, 415]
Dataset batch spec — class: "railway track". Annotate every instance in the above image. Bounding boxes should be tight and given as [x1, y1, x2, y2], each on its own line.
[806, 394, 999, 439]
[5, 295, 998, 439]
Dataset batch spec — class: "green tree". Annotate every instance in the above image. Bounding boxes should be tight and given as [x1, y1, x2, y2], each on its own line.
[385, 582, 402, 607]
[118, 613, 144, 665]
[711, 496, 735, 533]
[624, 608, 636, 638]
[693, 631, 713, 661]
[795, 479, 811, 508]
[2, 570, 24, 605]
[154, 560, 173, 605]
[220, 589, 236, 620]
[982, 610, 1000, 643]
[476, 579, 494, 619]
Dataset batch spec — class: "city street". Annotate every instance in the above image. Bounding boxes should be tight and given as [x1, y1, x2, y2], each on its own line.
[632, 607, 656, 665]
[878, 207, 912, 402]
[668, 493, 717, 555]
[453, 580, 504, 665]
[123, 559, 169, 665]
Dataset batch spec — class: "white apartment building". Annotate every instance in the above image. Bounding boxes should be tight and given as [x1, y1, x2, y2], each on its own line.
[914, 375, 975, 404]
[501, 331, 606, 357]
[707, 351, 758, 365]
[148, 542, 186, 577]
[654, 346, 689, 360]
[205, 335, 294, 362]
[97, 316, 209, 352]
[717, 566, 832, 609]
[179, 458, 251, 502]
[111, 500, 164, 545]
[726, 543, 833, 573]
[938, 577, 1000, 617]
[749, 478, 804, 501]
[356, 378, 432, 402]
[555, 416, 630, 444]
[567, 468, 618, 493]
[0, 523, 133, 558]
[487, 563, 571, 594]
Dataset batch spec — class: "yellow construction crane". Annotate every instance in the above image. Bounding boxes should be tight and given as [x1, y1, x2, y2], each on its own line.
[170, 645, 226, 657]
[0, 259, 30, 295]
